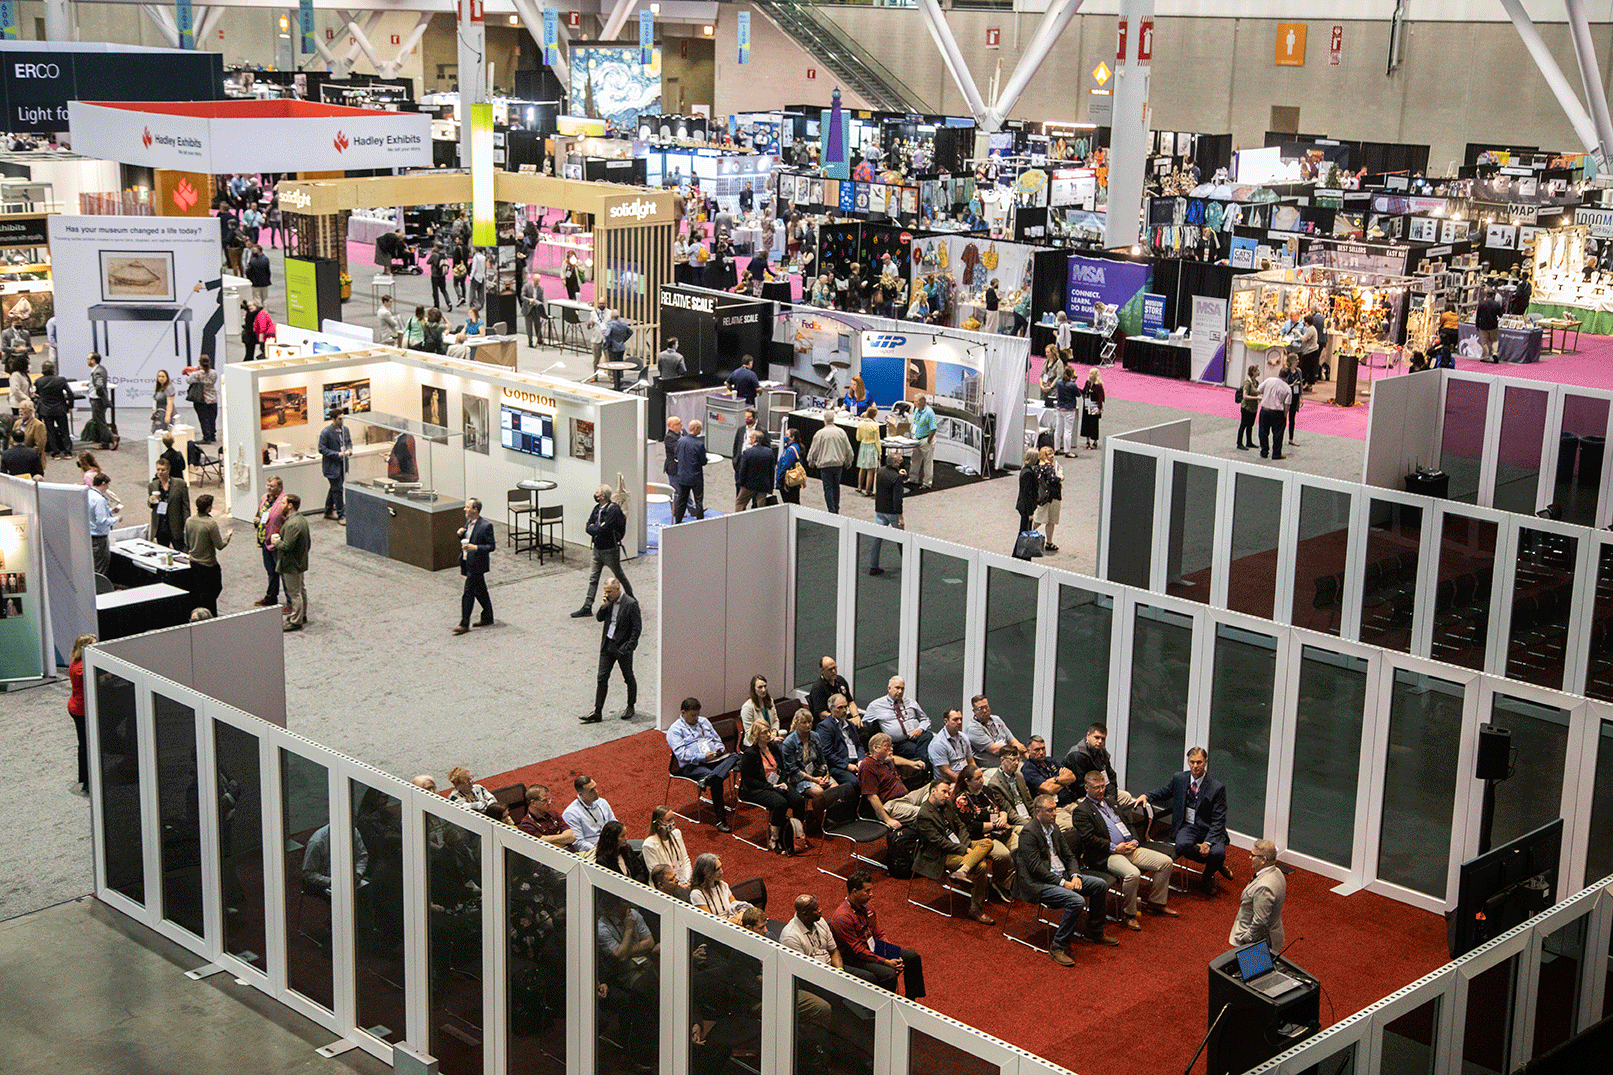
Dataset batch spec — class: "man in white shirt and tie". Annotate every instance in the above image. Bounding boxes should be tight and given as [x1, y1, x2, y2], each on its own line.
[562, 774, 618, 852]
[864, 675, 934, 767]
[664, 697, 737, 833]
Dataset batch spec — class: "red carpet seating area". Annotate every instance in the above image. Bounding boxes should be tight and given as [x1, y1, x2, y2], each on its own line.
[485, 726, 1454, 1075]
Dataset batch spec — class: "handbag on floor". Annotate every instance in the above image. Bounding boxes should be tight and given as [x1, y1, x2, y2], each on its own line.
[1013, 530, 1045, 560]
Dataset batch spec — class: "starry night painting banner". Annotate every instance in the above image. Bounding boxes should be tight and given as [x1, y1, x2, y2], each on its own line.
[570, 45, 662, 130]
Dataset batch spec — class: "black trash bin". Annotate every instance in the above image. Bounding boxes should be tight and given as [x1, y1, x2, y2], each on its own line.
[1405, 470, 1450, 498]
[1557, 432, 1580, 483]
[1582, 435, 1606, 484]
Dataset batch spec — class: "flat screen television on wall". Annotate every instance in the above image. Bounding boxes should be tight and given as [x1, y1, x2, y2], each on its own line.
[500, 404, 554, 459]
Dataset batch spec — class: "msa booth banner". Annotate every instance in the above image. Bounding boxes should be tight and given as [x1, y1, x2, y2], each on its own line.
[1065, 255, 1151, 336]
[543, 7, 559, 65]
[1191, 295, 1229, 385]
[47, 214, 224, 407]
[176, 0, 195, 48]
[299, 0, 316, 54]
[66, 100, 432, 173]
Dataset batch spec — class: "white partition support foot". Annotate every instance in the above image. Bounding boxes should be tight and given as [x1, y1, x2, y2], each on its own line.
[184, 962, 229, 980]
[315, 1039, 361, 1058]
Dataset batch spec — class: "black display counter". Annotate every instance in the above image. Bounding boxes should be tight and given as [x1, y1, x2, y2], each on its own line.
[1123, 337, 1193, 380]
[97, 583, 191, 639]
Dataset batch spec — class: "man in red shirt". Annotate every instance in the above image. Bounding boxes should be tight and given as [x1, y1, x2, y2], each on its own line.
[858, 733, 930, 828]
[518, 785, 576, 848]
[827, 870, 925, 999]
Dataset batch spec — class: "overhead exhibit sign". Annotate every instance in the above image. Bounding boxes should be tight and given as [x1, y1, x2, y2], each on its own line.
[0, 42, 221, 132]
[67, 99, 432, 173]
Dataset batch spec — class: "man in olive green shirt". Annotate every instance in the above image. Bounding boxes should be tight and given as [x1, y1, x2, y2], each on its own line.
[268, 493, 311, 631]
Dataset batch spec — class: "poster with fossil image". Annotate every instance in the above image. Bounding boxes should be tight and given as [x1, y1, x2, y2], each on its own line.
[100, 251, 177, 302]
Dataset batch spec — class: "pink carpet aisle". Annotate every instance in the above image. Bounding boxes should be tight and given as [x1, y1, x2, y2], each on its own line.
[1095, 333, 1613, 442]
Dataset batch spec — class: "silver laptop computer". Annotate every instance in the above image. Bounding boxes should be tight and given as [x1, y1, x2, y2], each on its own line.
[1235, 941, 1302, 998]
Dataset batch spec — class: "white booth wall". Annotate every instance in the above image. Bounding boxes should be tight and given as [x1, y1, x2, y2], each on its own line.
[222, 349, 647, 556]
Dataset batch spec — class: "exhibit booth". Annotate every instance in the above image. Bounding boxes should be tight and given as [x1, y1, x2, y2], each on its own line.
[222, 348, 647, 567]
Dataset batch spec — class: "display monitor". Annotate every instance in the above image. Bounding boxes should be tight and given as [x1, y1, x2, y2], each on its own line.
[500, 404, 555, 459]
[1449, 817, 1562, 958]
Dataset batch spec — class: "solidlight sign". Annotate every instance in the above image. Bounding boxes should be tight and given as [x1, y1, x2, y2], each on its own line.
[603, 195, 671, 224]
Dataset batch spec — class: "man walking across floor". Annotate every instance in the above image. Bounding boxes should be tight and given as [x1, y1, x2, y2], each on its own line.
[910, 395, 938, 489]
[573, 483, 633, 616]
[245, 244, 272, 307]
[662, 415, 682, 484]
[521, 274, 545, 347]
[868, 452, 904, 576]
[586, 577, 640, 723]
[317, 409, 352, 523]
[267, 494, 310, 632]
[1475, 290, 1503, 363]
[672, 418, 708, 523]
[664, 697, 735, 832]
[806, 409, 855, 514]
[1256, 366, 1293, 461]
[453, 497, 495, 635]
[734, 429, 775, 511]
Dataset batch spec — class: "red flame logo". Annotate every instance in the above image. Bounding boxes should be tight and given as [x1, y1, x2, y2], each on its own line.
[172, 177, 198, 212]
[142, 127, 153, 149]
[333, 130, 349, 153]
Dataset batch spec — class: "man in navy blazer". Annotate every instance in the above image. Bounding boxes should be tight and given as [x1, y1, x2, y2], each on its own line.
[317, 410, 352, 522]
[1142, 746, 1232, 894]
[453, 498, 495, 635]
[813, 694, 865, 785]
[672, 419, 708, 523]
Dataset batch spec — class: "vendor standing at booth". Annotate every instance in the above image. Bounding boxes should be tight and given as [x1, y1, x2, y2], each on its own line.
[318, 410, 352, 523]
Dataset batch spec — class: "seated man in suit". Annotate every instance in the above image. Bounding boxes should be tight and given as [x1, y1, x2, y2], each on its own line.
[813, 693, 866, 785]
[1229, 839, 1286, 952]
[984, 746, 1036, 850]
[1014, 794, 1117, 965]
[1069, 769, 1177, 932]
[1140, 746, 1233, 895]
[912, 777, 997, 925]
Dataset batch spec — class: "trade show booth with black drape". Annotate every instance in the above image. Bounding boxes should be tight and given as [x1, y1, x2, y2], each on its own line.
[652, 284, 773, 429]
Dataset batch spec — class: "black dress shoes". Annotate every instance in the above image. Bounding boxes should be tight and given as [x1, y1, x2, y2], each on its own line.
[580, 713, 603, 724]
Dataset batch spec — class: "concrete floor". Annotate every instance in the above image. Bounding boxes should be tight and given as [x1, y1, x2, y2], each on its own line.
[0, 242, 1366, 1072]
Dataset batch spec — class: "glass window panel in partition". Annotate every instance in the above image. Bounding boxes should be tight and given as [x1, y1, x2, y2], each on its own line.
[1584, 544, 1613, 704]
[855, 532, 902, 697]
[1106, 450, 1156, 589]
[1206, 625, 1276, 837]
[352, 780, 407, 1044]
[916, 548, 969, 723]
[792, 976, 873, 1075]
[1288, 647, 1370, 869]
[1505, 527, 1578, 690]
[1585, 721, 1613, 885]
[1127, 605, 1194, 790]
[1359, 499, 1423, 654]
[1165, 460, 1218, 604]
[1492, 384, 1549, 515]
[1295, 1045, 1357, 1075]
[506, 846, 568, 1075]
[96, 668, 144, 905]
[908, 1029, 1001, 1075]
[1487, 694, 1570, 847]
[1228, 472, 1283, 620]
[982, 566, 1040, 744]
[794, 519, 840, 695]
[1429, 512, 1499, 672]
[1532, 914, 1590, 1059]
[596, 890, 661, 1074]
[1381, 996, 1440, 1075]
[689, 929, 762, 1075]
[1440, 378, 1490, 504]
[214, 720, 264, 971]
[427, 815, 483, 1074]
[280, 750, 333, 1011]
[1377, 670, 1465, 899]
[1462, 956, 1519, 1075]
[1291, 486, 1352, 636]
[1553, 394, 1609, 527]
[154, 693, 203, 939]
[1052, 585, 1114, 753]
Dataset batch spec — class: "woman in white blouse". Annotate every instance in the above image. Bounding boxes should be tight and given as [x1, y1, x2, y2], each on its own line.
[688, 852, 753, 923]
[446, 765, 497, 812]
[640, 805, 693, 886]
[739, 674, 780, 747]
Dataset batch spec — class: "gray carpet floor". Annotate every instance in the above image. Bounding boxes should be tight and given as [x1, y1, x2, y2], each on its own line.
[0, 244, 1363, 922]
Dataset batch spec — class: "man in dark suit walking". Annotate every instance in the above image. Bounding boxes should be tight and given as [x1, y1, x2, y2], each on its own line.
[587, 577, 640, 723]
[453, 498, 495, 635]
[317, 410, 352, 522]
[672, 419, 708, 523]
[1014, 794, 1116, 965]
[572, 483, 632, 617]
[1141, 746, 1233, 895]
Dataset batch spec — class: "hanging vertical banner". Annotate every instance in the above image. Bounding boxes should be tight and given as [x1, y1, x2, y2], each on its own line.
[176, 0, 195, 48]
[470, 102, 495, 247]
[737, 10, 751, 65]
[0, 3, 17, 40]
[543, 7, 559, 64]
[639, 9, 653, 65]
[299, 0, 316, 54]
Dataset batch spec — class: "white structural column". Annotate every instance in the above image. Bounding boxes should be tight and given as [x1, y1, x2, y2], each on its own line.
[339, 9, 389, 77]
[510, 0, 570, 89]
[985, 0, 1084, 130]
[43, 0, 73, 41]
[1499, 0, 1605, 169]
[1104, 0, 1153, 249]
[456, 0, 488, 169]
[599, 0, 637, 42]
[915, 0, 990, 125]
[1563, 0, 1613, 171]
[141, 4, 181, 48]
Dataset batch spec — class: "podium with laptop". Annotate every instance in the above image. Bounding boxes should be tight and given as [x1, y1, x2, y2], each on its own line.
[1204, 943, 1320, 1075]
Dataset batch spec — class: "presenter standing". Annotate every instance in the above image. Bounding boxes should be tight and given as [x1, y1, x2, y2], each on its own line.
[1228, 840, 1286, 952]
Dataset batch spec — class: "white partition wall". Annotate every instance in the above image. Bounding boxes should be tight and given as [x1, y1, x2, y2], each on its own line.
[84, 619, 1069, 1075]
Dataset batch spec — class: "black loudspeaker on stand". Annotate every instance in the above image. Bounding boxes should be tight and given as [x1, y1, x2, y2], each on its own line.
[1476, 723, 1511, 781]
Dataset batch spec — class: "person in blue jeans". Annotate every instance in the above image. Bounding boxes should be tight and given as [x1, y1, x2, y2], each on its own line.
[806, 410, 855, 514]
[868, 454, 905, 576]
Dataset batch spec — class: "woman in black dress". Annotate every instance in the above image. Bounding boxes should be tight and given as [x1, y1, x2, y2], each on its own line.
[1016, 448, 1040, 536]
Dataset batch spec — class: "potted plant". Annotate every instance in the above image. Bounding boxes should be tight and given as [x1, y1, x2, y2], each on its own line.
[339, 271, 352, 301]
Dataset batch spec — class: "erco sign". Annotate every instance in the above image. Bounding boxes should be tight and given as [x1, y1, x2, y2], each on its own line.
[14, 63, 60, 79]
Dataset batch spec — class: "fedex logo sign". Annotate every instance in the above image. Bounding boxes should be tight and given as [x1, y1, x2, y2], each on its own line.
[864, 334, 907, 350]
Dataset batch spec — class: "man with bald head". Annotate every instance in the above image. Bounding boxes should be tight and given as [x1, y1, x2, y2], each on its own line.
[411, 775, 438, 792]
[865, 674, 934, 768]
[672, 418, 707, 523]
[662, 415, 682, 482]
